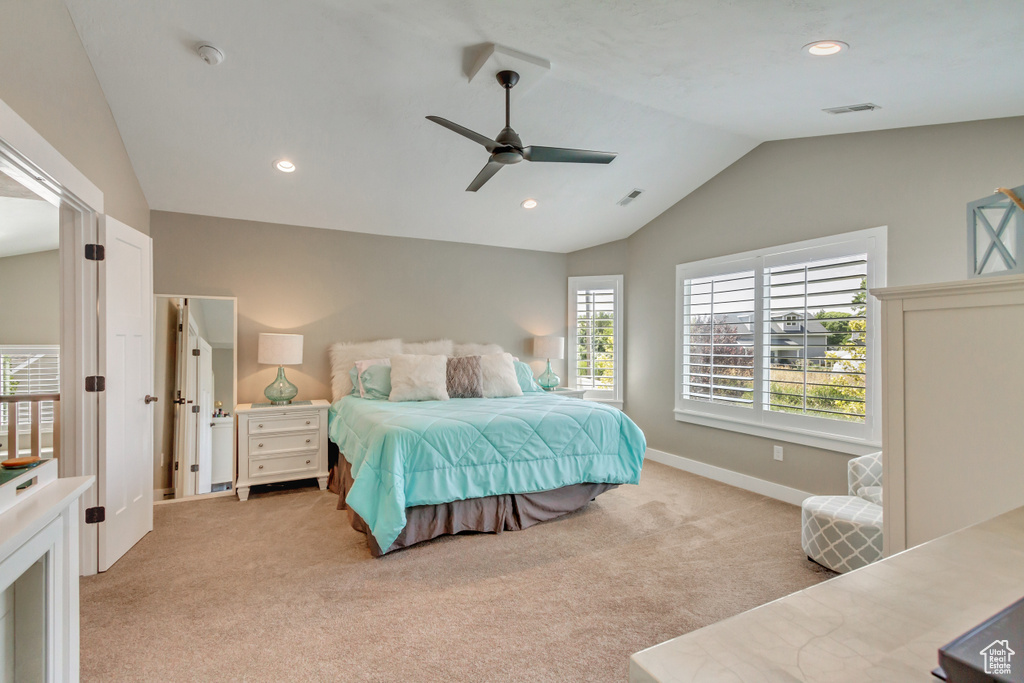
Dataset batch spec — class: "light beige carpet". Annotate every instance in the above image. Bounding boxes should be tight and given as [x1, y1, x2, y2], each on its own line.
[80, 461, 833, 682]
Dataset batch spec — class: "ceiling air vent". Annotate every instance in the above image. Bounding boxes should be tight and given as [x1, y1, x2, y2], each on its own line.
[618, 189, 644, 206]
[823, 103, 882, 115]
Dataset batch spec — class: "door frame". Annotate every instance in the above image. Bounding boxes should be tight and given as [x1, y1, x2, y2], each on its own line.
[0, 96, 104, 576]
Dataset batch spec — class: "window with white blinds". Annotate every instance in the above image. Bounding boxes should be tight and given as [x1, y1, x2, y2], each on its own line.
[0, 345, 60, 428]
[681, 269, 756, 408]
[675, 228, 886, 451]
[568, 275, 623, 404]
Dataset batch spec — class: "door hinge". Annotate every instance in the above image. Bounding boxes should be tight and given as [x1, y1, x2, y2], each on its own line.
[178, 324, 183, 332]
[85, 506, 106, 524]
[190, 464, 199, 473]
[85, 376, 106, 392]
[192, 348, 201, 356]
[174, 462, 179, 471]
[191, 405, 200, 413]
[84, 244, 105, 261]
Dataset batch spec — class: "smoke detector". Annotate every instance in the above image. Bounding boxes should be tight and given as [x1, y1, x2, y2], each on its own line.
[197, 44, 225, 66]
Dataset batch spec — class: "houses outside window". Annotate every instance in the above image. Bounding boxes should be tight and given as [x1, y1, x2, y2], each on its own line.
[675, 228, 886, 453]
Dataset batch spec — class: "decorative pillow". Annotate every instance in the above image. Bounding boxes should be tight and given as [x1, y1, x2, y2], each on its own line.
[446, 356, 483, 398]
[389, 354, 450, 402]
[513, 361, 544, 393]
[359, 364, 392, 400]
[329, 338, 403, 401]
[452, 342, 503, 357]
[403, 339, 454, 356]
[353, 358, 390, 396]
[348, 366, 360, 395]
[480, 353, 523, 398]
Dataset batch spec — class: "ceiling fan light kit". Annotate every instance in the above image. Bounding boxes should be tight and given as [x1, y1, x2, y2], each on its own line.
[427, 69, 618, 192]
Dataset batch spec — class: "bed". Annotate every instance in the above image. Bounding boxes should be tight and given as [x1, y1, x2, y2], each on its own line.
[329, 392, 646, 555]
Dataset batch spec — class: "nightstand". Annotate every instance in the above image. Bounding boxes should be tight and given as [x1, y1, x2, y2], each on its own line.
[547, 387, 586, 399]
[234, 399, 330, 501]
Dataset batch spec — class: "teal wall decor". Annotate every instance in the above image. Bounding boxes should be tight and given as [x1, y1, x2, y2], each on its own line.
[967, 185, 1024, 278]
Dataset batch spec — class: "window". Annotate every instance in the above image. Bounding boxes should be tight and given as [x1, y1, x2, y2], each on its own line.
[676, 228, 885, 452]
[0, 345, 60, 429]
[568, 275, 623, 405]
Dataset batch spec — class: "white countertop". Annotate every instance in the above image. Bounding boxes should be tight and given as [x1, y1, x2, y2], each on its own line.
[630, 505, 1024, 682]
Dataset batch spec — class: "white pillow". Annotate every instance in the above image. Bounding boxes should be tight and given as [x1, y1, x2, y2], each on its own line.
[403, 339, 454, 355]
[329, 338, 403, 401]
[389, 354, 450, 402]
[453, 342, 503, 357]
[480, 353, 523, 398]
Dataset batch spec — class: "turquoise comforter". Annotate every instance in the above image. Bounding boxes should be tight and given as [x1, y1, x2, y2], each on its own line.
[329, 394, 646, 551]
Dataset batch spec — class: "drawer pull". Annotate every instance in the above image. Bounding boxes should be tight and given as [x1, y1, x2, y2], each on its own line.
[258, 424, 263, 428]
[306, 420, 311, 425]
[305, 460, 311, 465]
[258, 465, 264, 470]
[305, 438, 311, 444]
[258, 443, 264, 448]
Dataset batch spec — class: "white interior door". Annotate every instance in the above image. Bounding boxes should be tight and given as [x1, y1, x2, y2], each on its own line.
[175, 313, 199, 498]
[99, 216, 154, 572]
[195, 337, 213, 494]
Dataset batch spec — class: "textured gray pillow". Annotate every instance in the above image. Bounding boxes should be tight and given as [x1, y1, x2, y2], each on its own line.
[446, 356, 483, 398]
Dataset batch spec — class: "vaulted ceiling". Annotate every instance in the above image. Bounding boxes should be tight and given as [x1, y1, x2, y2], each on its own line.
[65, 0, 1024, 252]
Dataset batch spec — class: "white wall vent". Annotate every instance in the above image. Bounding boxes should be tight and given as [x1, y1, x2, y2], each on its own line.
[618, 189, 644, 206]
[823, 103, 882, 115]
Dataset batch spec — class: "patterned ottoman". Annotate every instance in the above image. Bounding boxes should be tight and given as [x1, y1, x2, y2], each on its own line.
[801, 494, 883, 573]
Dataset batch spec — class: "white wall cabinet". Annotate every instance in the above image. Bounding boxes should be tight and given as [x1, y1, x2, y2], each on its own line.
[874, 274, 1024, 554]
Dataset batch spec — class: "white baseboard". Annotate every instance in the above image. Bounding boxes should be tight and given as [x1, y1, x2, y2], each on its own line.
[644, 448, 813, 506]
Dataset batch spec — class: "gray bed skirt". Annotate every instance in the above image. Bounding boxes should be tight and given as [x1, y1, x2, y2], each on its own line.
[331, 459, 616, 557]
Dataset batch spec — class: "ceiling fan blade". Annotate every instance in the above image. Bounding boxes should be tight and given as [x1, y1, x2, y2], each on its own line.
[426, 116, 498, 152]
[522, 146, 617, 164]
[466, 161, 503, 192]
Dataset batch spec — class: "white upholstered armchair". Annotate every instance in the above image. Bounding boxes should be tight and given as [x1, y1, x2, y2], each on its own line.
[801, 452, 883, 573]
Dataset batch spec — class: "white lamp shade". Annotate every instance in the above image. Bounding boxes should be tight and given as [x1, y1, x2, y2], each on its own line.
[258, 333, 303, 365]
[532, 336, 565, 360]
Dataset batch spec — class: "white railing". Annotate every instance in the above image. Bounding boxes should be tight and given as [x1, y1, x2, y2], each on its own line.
[1, 393, 60, 460]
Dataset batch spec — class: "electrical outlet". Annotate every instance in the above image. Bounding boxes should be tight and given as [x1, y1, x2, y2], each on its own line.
[773, 445, 784, 461]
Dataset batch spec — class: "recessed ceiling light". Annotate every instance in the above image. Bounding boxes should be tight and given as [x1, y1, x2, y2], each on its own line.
[274, 160, 296, 173]
[803, 40, 848, 56]
[521, 198, 538, 209]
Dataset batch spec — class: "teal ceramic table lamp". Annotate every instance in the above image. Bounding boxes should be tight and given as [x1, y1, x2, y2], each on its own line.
[532, 335, 564, 391]
[258, 333, 303, 404]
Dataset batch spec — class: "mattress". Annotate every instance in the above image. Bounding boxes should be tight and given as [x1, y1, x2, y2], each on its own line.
[329, 393, 646, 552]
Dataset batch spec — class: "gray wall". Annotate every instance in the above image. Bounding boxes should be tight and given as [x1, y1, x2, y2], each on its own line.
[212, 349, 233, 412]
[568, 116, 1024, 495]
[0, 0, 149, 232]
[150, 211, 569, 405]
[0, 250, 60, 345]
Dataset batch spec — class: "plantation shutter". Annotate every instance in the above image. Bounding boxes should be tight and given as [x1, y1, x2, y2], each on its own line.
[568, 275, 622, 402]
[681, 269, 756, 407]
[0, 345, 60, 427]
[763, 255, 868, 422]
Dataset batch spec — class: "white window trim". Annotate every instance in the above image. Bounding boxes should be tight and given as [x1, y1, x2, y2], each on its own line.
[674, 227, 887, 454]
[568, 275, 623, 408]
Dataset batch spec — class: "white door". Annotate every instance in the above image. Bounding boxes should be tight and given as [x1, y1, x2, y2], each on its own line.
[195, 337, 214, 494]
[174, 313, 199, 498]
[98, 216, 154, 572]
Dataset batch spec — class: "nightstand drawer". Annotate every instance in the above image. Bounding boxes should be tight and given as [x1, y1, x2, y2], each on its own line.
[248, 413, 319, 435]
[249, 451, 317, 479]
[249, 431, 317, 455]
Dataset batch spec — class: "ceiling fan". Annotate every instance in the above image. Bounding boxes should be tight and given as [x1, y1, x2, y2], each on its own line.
[426, 70, 617, 192]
